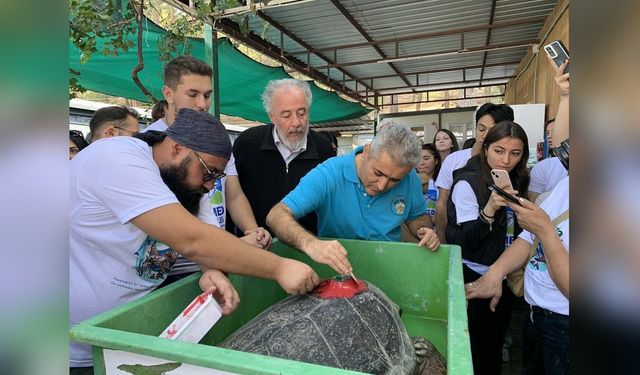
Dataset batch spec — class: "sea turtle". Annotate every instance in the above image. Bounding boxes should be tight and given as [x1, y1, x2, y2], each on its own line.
[220, 279, 445, 374]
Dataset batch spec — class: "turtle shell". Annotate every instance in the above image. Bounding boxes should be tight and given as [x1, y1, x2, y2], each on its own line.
[220, 281, 417, 374]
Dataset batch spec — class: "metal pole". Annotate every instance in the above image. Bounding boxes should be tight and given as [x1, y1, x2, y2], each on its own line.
[374, 95, 379, 136]
[204, 24, 221, 117]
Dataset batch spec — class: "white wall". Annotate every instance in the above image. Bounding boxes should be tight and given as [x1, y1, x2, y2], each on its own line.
[508, 104, 546, 166]
[509, 104, 546, 148]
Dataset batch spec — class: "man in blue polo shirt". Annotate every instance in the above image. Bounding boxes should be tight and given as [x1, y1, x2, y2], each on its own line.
[266, 123, 440, 275]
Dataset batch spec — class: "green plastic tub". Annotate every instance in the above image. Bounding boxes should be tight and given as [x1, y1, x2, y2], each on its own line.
[70, 239, 472, 374]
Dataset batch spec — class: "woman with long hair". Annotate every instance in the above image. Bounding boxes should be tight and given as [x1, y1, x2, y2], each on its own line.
[416, 143, 441, 226]
[432, 128, 459, 161]
[446, 121, 530, 374]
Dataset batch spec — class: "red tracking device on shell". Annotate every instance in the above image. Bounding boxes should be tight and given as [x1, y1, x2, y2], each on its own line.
[313, 275, 368, 298]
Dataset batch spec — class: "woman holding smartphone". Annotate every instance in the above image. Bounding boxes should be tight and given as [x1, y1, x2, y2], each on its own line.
[446, 120, 530, 374]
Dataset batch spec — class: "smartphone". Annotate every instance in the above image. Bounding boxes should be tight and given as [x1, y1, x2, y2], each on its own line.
[491, 169, 513, 190]
[543, 40, 569, 74]
[489, 184, 522, 206]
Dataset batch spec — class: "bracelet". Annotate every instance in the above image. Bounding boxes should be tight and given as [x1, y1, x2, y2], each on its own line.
[479, 212, 491, 224]
[481, 208, 494, 218]
[479, 210, 494, 231]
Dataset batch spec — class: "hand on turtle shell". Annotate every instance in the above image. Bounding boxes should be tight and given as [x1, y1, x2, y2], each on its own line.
[275, 258, 320, 294]
[306, 238, 352, 275]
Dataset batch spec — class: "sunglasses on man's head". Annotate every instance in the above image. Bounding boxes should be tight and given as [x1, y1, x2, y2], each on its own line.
[114, 126, 138, 135]
[192, 150, 226, 182]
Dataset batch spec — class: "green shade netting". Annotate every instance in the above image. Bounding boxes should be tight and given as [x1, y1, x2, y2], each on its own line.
[69, 18, 370, 124]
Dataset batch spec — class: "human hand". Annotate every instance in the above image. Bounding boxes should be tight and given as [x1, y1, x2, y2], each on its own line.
[274, 258, 320, 294]
[245, 227, 272, 249]
[508, 198, 554, 237]
[553, 59, 570, 97]
[240, 231, 261, 249]
[488, 188, 520, 211]
[417, 227, 440, 251]
[306, 239, 352, 275]
[464, 270, 503, 312]
[198, 269, 240, 315]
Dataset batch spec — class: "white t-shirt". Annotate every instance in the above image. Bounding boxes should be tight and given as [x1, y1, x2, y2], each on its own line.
[141, 119, 233, 275]
[69, 137, 179, 367]
[435, 148, 473, 191]
[141, 118, 168, 132]
[424, 179, 438, 217]
[519, 176, 569, 315]
[528, 157, 568, 194]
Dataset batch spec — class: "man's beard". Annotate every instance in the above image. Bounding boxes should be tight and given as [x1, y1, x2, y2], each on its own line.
[160, 157, 205, 215]
[276, 125, 309, 151]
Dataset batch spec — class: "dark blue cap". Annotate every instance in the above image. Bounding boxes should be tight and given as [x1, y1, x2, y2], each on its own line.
[165, 108, 232, 159]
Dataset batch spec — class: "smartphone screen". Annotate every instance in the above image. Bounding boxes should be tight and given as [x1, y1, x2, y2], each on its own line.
[489, 184, 522, 206]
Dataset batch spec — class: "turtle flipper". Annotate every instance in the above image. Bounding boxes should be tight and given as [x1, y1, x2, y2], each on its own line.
[410, 336, 446, 375]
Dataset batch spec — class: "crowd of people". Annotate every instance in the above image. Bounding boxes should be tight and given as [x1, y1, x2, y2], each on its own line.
[69, 54, 570, 374]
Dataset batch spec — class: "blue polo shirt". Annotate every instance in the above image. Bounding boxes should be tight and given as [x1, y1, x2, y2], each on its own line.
[282, 146, 427, 241]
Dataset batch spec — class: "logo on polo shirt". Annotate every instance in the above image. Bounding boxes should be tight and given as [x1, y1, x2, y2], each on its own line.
[391, 195, 407, 215]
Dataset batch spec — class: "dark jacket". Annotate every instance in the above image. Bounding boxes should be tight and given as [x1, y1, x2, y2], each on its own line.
[232, 124, 335, 235]
[446, 156, 523, 265]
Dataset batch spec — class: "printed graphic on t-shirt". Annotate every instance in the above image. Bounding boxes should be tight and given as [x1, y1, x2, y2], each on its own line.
[528, 224, 563, 272]
[425, 189, 437, 216]
[504, 207, 515, 249]
[528, 242, 547, 272]
[134, 237, 178, 283]
[390, 195, 407, 215]
[208, 179, 225, 227]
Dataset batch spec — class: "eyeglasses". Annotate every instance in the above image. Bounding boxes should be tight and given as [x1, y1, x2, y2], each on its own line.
[114, 126, 138, 135]
[192, 150, 226, 182]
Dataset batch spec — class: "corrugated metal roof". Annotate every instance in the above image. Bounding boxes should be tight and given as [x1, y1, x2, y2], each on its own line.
[205, 0, 558, 130]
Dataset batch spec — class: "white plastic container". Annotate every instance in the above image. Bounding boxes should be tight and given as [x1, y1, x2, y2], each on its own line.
[159, 292, 223, 343]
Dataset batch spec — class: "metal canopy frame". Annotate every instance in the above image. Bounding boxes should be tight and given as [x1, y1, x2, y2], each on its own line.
[160, 0, 557, 133]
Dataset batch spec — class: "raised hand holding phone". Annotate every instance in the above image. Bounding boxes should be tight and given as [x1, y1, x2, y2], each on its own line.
[491, 169, 513, 190]
[543, 40, 569, 74]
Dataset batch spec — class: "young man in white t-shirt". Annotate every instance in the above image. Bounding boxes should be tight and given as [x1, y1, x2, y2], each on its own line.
[528, 119, 568, 203]
[143, 56, 271, 284]
[69, 109, 319, 373]
[434, 103, 515, 242]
